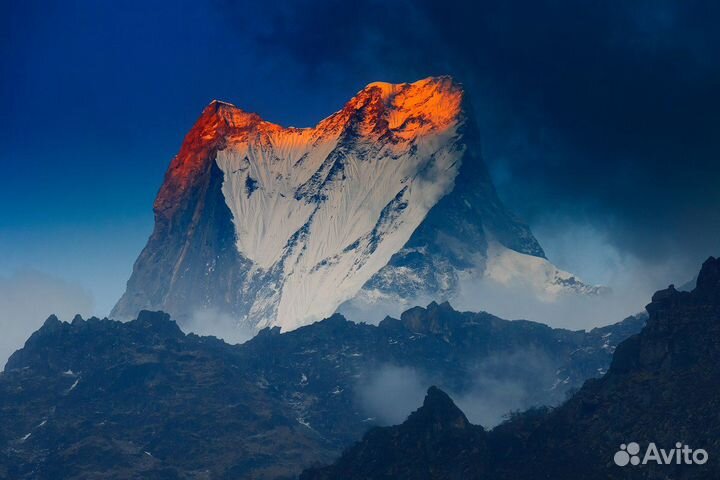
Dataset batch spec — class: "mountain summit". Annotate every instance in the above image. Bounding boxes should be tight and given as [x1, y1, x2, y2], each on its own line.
[113, 77, 600, 330]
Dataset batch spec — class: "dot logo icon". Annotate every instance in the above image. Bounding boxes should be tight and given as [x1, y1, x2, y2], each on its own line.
[614, 443, 641, 466]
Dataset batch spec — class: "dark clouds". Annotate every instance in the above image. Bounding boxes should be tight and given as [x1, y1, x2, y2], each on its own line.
[219, 0, 720, 270]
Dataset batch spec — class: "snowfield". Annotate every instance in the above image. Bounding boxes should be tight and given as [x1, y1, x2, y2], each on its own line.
[216, 79, 465, 329]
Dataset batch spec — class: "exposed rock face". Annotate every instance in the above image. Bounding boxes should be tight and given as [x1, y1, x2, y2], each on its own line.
[301, 386, 488, 480]
[0, 304, 640, 479]
[111, 102, 253, 327]
[301, 257, 720, 480]
[112, 77, 600, 331]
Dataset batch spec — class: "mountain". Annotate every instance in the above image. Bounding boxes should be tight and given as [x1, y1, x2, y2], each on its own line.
[0, 304, 641, 479]
[301, 257, 720, 480]
[300, 387, 490, 480]
[300, 386, 489, 480]
[0, 311, 334, 480]
[112, 77, 601, 330]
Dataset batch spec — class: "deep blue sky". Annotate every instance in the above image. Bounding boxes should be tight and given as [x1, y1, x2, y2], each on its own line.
[1, 0, 373, 314]
[2, 0, 719, 317]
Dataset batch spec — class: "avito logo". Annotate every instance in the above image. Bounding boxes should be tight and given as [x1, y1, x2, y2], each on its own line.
[614, 442, 708, 466]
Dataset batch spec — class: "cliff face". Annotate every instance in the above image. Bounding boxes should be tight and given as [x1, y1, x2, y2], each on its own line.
[112, 77, 596, 331]
[111, 101, 254, 325]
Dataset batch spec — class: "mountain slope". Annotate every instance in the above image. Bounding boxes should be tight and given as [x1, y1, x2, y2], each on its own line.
[301, 257, 720, 480]
[300, 386, 489, 480]
[112, 77, 599, 330]
[0, 312, 335, 480]
[300, 387, 490, 480]
[0, 304, 641, 479]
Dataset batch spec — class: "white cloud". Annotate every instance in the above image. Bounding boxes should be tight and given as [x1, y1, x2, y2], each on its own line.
[183, 308, 257, 345]
[357, 365, 427, 425]
[357, 353, 560, 429]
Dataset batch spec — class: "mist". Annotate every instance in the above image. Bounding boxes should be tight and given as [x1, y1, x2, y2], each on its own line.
[357, 365, 428, 425]
[0, 269, 95, 369]
[452, 350, 557, 428]
[358, 352, 561, 429]
[181, 308, 258, 345]
[477, 217, 699, 329]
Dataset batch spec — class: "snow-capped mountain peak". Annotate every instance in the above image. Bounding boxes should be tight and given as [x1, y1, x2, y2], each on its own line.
[112, 77, 601, 331]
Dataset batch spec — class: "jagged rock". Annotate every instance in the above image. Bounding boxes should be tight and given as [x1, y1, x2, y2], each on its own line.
[301, 386, 488, 480]
[0, 303, 640, 479]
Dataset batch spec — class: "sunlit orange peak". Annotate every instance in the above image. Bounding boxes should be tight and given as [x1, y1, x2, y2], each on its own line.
[360, 76, 464, 131]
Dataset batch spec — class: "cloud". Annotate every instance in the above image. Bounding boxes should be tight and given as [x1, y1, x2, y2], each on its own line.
[182, 308, 257, 345]
[0, 269, 94, 369]
[452, 351, 557, 428]
[357, 365, 428, 425]
[427, 217, 700, 330]
[357, 352, 560, 429]
[341, 222, 684, 331]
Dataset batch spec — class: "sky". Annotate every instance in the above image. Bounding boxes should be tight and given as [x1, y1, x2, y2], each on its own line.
[1, 0, 719, 346]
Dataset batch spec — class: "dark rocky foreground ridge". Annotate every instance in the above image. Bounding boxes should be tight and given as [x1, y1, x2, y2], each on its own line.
[0, 302, 643, 479]
[301, 257, 720, 480]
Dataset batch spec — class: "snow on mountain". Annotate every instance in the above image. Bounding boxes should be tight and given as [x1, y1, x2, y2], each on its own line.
[112, 76, 602, 331]
[215, 79, 464, 328]
[484, 242, 607, 301]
